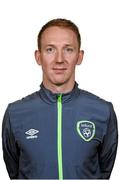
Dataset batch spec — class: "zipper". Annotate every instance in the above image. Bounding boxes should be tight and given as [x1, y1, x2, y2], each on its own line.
[57, 94, 63, 180]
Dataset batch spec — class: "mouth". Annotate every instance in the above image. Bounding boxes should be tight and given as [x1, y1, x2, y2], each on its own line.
[52, 68, 67, 74]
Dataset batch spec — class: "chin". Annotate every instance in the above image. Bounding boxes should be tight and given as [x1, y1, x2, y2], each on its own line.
[54, 82, 64, 86]
[52, 79, 68, 86]
[53, 81, 64, 86]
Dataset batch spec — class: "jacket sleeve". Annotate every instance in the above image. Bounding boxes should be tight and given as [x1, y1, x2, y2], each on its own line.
[2, 106, 20, 179]
[99, 103, 118, 179]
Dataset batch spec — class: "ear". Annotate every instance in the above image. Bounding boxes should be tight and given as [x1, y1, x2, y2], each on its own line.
[76, 50, 84, 65]
[34, 50, 42, 65]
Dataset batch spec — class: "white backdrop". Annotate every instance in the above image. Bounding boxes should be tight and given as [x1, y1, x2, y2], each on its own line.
[0, 0, 119, 179]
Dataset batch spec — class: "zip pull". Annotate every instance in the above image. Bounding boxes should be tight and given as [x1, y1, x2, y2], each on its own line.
[57, 94, 62, 102]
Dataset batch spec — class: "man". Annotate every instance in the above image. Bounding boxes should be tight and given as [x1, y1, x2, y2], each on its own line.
[2, 18, 118, 179]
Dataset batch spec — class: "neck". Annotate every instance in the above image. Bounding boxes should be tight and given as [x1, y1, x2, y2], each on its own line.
[43, 80, 75, 94]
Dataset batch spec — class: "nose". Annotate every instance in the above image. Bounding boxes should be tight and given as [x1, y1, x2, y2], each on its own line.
[55, 50, 64, 63]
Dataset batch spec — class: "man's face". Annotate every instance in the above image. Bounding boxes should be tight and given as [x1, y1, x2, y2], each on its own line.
[35, 26, 84, 87]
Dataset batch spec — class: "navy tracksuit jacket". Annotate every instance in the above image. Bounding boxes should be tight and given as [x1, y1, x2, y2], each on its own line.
[2, 82, 118, 179]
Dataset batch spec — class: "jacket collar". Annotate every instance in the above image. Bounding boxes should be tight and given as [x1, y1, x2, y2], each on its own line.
[39, 82, 80, 104]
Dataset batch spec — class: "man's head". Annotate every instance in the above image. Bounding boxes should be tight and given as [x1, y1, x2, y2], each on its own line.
[35, 18, 84, 92]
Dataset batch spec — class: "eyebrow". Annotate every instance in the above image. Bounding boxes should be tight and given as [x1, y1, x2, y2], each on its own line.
[44, 44, 74, 47]
[45, 44, 55, 47]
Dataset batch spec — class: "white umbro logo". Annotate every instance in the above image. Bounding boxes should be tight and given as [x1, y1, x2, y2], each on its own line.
[25, 129, 39, 139]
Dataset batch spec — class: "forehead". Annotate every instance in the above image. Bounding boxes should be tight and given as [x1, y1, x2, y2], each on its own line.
[41, 26, 78, 45]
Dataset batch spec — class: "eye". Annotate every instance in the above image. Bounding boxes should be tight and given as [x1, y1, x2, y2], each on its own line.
[46, 47, 55, 53]
[65, 47, 74, 53]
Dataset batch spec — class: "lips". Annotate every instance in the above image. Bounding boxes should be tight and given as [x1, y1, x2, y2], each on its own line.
[52, 67, 67, 74]
[53, 68, 67, 70]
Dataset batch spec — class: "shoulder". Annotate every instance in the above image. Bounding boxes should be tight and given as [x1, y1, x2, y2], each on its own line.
[79, 88, 113, 113]
[7, 91, 40, 112]
[79, 89, 109, 103]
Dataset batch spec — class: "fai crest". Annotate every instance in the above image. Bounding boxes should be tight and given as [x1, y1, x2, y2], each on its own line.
[77, 120, 95, 142]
